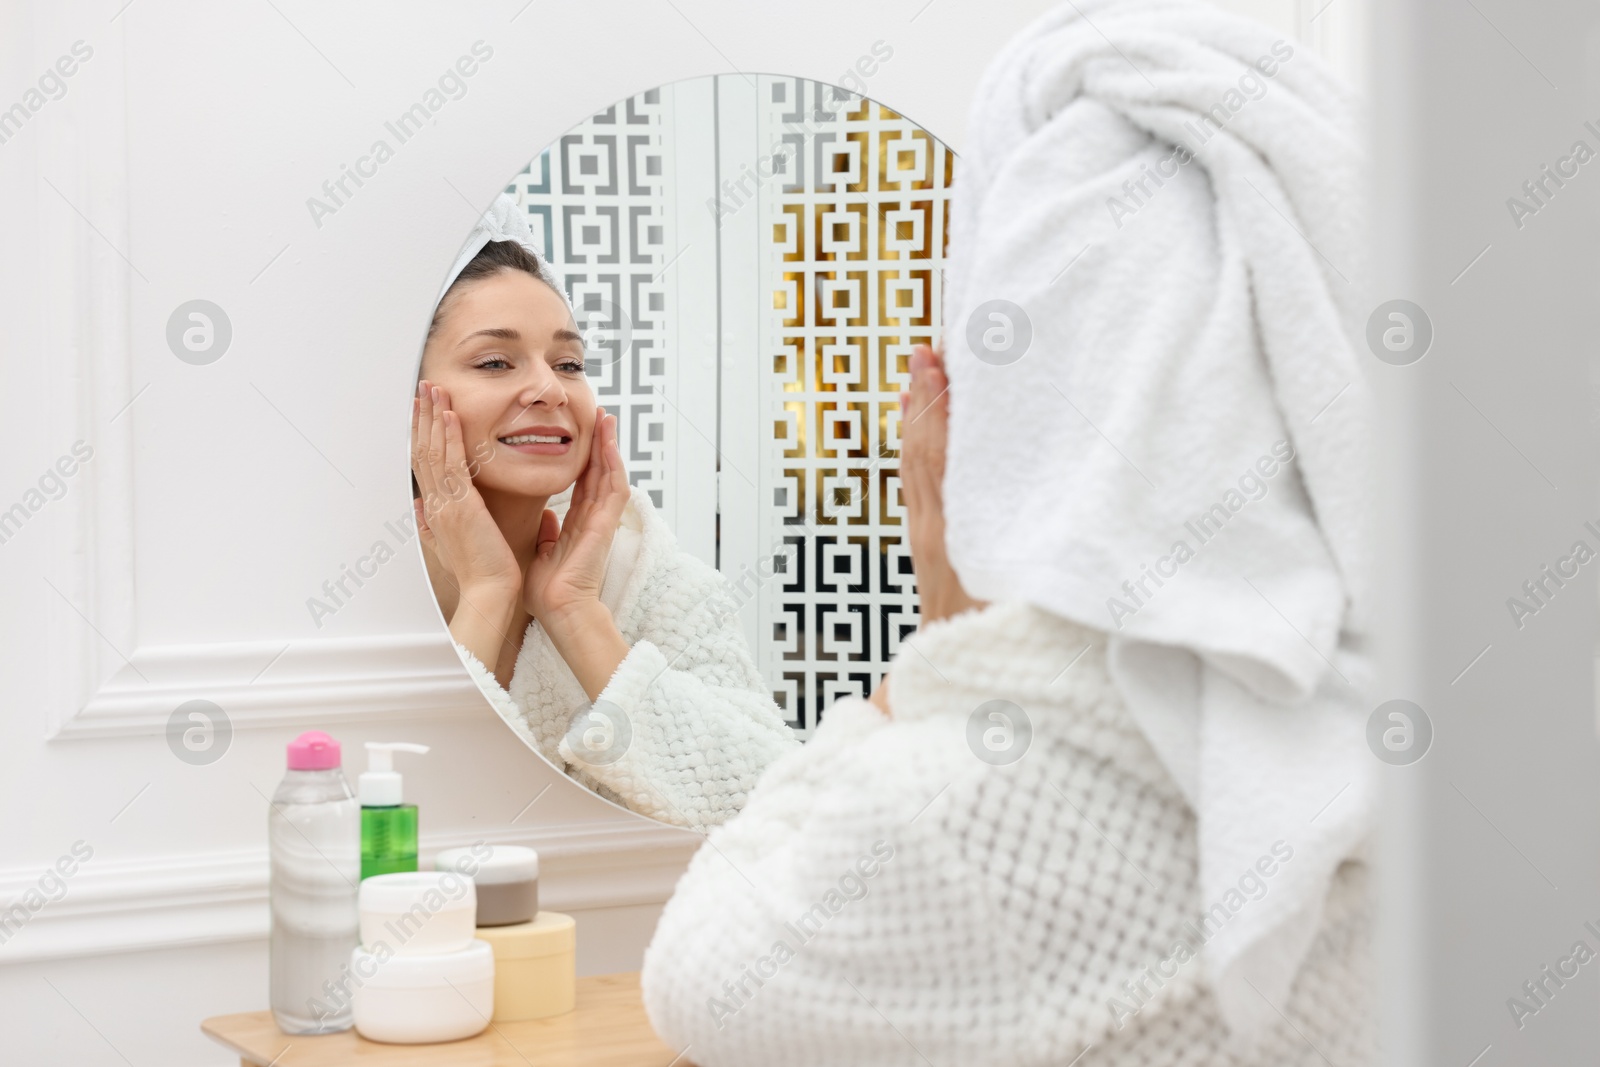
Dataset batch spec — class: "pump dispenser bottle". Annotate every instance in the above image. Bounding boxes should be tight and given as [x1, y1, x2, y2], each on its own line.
[359, 742, 429, 880]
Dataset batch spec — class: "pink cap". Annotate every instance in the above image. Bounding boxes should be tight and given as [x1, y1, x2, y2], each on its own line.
[286, 730, 341, 770]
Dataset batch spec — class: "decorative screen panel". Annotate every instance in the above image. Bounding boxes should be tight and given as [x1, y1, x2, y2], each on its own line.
[508, 88, 676, 515]
[500, 76, 954, 741]
[751, 77, 957, 737]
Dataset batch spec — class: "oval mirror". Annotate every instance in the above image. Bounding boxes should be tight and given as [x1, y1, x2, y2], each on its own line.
[411, 71, 956, 829]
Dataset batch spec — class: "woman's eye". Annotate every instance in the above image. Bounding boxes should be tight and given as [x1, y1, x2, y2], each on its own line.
[474, 357, 511, 370]
[557, 359, 585, 373]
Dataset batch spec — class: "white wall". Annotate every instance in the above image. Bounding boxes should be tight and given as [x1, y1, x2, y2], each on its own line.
[0, 1, 1364, 1063]
[1372, 0, 1600, 1062]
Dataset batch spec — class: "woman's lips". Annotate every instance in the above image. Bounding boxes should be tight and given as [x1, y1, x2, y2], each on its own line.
[498, 434, 571, 456]
[497, 424, 573, 456]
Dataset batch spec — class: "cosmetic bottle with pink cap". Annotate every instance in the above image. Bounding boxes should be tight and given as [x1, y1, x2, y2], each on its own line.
[269, 730, 361, 1034]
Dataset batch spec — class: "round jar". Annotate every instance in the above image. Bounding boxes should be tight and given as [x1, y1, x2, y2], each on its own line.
[358, 871, 476, 956]
[349, 939, 494, 1043]
[435, 845, 538, 927]
[474, 911, 576, 1021]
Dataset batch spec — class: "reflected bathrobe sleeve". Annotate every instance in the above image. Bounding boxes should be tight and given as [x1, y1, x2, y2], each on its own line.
[459, 498, 802, 832]
[553, 617, 803, 830]
[453, 641, 523, 723]
[457, 591, 800, 832]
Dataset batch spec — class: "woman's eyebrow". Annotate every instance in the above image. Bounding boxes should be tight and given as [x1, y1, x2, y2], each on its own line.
[454, 327, 584, 350]
[455, 326, 520, 349]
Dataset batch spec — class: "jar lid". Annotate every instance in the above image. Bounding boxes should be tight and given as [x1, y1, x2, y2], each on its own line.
[359, 871, 476, 916]
[435, 844, 538, 886]
[473, 911, 575, 960]
[349, 938, 493, 990]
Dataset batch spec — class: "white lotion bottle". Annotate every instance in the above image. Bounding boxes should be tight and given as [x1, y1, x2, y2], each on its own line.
[269, 730, 361, 1033]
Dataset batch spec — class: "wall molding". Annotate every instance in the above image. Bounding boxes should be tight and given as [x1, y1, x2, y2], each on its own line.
[41, 9, 138, 742]
[0, 817, 699, 965]
[50, 631, 482, 740]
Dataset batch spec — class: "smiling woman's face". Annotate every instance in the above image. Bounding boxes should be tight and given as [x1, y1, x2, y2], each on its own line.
[419, 268, 594, 499]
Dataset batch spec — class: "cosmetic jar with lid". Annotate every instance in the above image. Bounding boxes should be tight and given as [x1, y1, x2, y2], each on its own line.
[357, 871, 476, 956]
[435, 844, 538, 926]
[349, 939, 493, 1043]
[473, 911, 576, 1021]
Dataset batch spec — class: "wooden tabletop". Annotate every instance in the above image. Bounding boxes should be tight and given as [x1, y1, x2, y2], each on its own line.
[201, 972, 687, 1067]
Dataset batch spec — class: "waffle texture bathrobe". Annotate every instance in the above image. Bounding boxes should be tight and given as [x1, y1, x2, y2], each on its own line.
[640, 603, 1373, 1066]
[455, 483, 799, 831]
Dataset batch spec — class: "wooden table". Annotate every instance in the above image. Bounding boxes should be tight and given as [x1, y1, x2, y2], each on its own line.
[201, 972, 687, 1066]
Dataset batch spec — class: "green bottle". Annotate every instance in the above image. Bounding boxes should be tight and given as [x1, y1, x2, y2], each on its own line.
[359, 742, 430, 880]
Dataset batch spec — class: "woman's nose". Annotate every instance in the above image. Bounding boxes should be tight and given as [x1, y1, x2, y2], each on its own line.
[517, 364, 565, 408]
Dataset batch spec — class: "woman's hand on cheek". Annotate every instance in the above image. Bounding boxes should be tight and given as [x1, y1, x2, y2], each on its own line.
[521, 410, 630, 629]
[412, 380, 522, 606]
[900, 343, 985, 626]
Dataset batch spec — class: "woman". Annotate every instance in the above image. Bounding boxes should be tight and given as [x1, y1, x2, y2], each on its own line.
[412, 195, 797, 830]
[641, 1, 1375, 1063]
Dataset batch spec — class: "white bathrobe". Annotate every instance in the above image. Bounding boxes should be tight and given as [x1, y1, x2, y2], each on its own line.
[641, 602, 1373, 1066]
[455, 484, 799, 831]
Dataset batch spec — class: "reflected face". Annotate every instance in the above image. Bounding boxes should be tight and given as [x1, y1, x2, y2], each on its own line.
[419, 269, 595, 499]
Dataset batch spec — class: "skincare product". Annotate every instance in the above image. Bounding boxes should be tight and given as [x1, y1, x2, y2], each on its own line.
[349, 939, 494, 1044]
[359, 742, 429, 879]
[435, 844, 539, 926]
[358, 872, 477, 957]
[474, 911, 576, 1021]
[269, 731, 360, 1035]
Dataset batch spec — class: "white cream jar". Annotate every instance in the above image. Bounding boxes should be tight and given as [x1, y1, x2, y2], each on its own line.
[358, 871, 476, 956]
[349, 938, 494, 1043]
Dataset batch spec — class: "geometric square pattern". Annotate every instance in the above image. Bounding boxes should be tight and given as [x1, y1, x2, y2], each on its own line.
[505, 88, 672, 510]
[758, 77, 956, 736]
[496, 76, 956, 743]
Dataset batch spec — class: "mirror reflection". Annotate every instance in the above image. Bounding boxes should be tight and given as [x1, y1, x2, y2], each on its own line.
[411, 74, 956, 828]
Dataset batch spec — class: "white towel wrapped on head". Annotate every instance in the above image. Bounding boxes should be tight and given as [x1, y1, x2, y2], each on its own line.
[436, 191, 571, 312]
[940, 0, 1375, 1042]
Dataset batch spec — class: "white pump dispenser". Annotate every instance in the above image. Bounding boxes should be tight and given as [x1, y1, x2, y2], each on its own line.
[359, 742, 430, 807]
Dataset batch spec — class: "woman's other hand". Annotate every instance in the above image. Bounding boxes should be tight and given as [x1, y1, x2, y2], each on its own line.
[868, 675, 891, 718]
[521, 409, 632, 703]
[521, 409, 629, 626]
[901, 343, 985, 626]
[413, 380, 522, 606]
